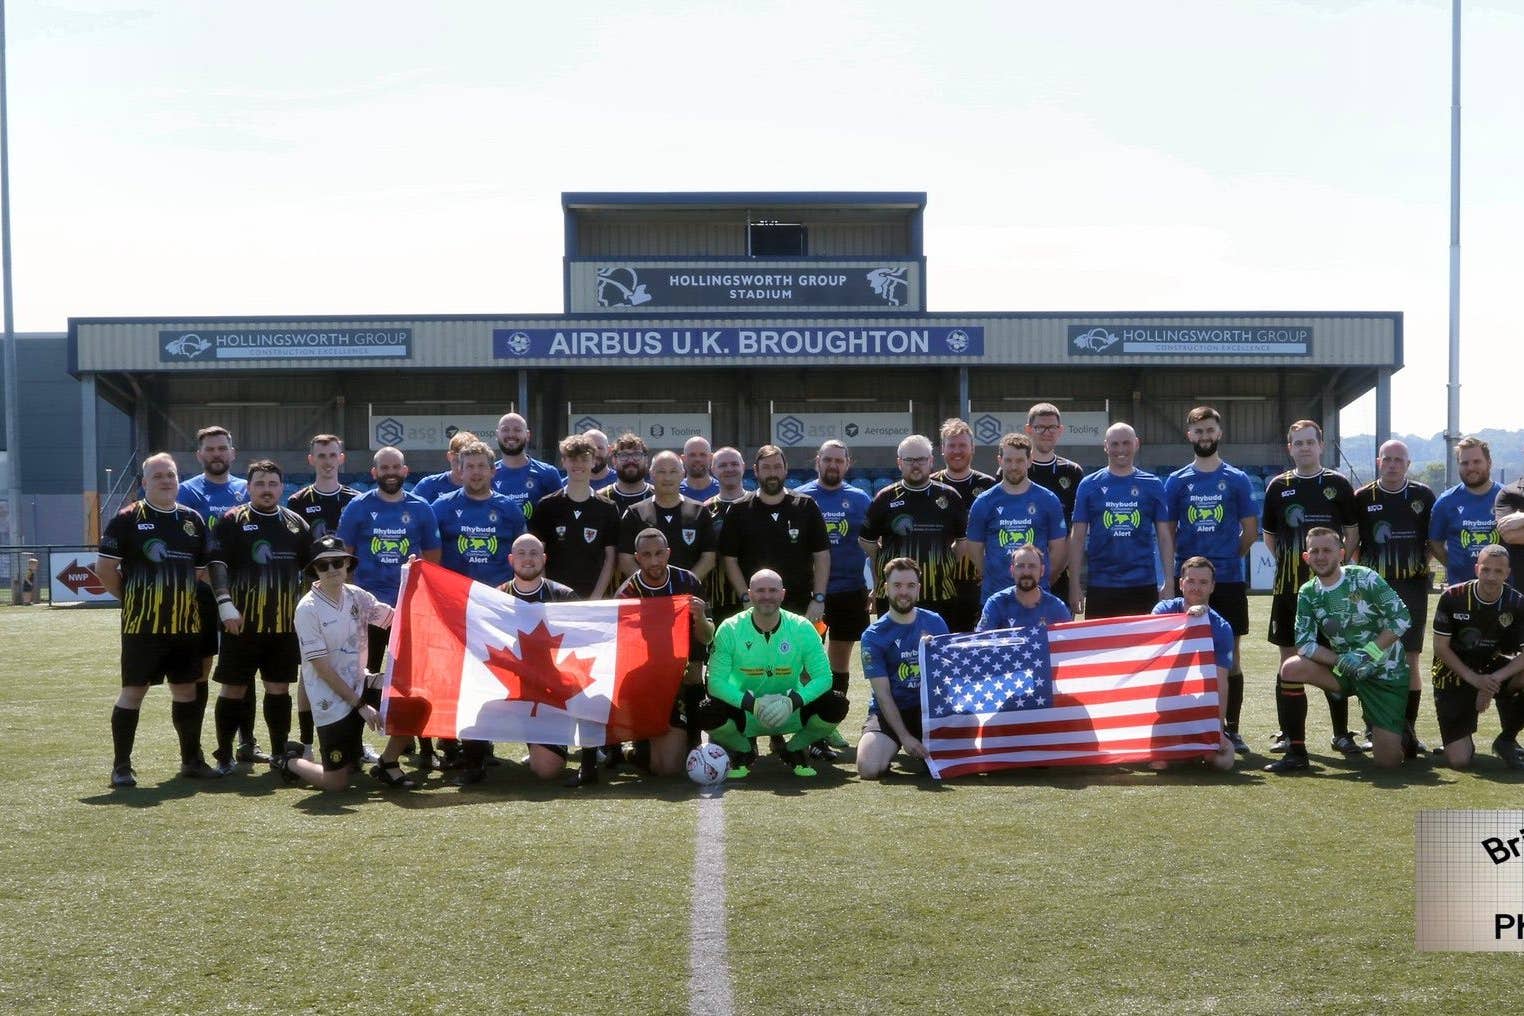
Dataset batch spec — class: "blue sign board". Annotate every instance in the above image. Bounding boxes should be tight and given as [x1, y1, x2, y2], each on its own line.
[578, 262, 920, 312]
[493, 326, 982, 360]
[1068, 325, 1312, 356]
[159, 328, 412, 362]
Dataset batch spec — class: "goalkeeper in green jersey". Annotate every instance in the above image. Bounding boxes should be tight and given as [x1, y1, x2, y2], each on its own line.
[700, 569, 847, 778]
[1266, 527, 1412, 773]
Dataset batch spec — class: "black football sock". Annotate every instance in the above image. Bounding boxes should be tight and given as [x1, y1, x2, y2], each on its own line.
[194, 679, 209, 709]
[1225, 672, 1244, 732]
[264, 692, 292, 753]
[1276, 678, 1308, 752]
[239, 682, 257, 746]
[682, 684, 704, 749]
[171, 699, 204, 764]
[831, 671, 851, 694]
[1405, 689, 1421, 728]
[111, 705, 140, 768]
[298, 708, 315, 745]
[1326, 690, 1349, 736]
[1498, 690, 1524, 741]
[214, 695, 242, 761]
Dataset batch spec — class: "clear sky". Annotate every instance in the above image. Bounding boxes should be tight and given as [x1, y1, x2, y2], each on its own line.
[5, 1, 1520, 437]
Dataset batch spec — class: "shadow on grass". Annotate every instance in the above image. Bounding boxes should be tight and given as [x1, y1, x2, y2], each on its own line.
[278, 762, 722, 812]
[1304, 751, 1452, 788]
[921, 760, 1268, 790]
[79, 773, 256, 808]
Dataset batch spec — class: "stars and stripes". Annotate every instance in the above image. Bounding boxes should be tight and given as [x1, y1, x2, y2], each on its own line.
[919, 613, 1220, 778]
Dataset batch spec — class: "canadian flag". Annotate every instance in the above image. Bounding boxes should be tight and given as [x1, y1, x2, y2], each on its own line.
[381, 561, 691, 746]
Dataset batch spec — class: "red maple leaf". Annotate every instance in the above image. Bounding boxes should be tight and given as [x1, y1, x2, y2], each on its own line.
[483, 620, 596, 714]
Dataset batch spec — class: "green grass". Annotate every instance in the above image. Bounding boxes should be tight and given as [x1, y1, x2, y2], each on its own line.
[2, 599, 1520, 1015]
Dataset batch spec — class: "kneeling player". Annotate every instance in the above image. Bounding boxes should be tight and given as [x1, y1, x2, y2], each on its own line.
[610, 528, 716, 780]
[1266, 528, 1411, 773]
[274, 537, 398, 790]
[1431, 544, 1524, 769]
[858, 558, 948, 779]
[1151, 556, 1235, 771]
[699, 569, 844, 778]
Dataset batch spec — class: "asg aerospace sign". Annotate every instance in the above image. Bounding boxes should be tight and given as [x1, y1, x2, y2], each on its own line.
[160, 328, 412, 362]
[1069, 325, 1312, 357]
[494, 326, 981, 360]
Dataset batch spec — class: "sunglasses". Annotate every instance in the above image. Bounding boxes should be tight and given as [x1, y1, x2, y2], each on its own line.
[312, 558, 349, 572]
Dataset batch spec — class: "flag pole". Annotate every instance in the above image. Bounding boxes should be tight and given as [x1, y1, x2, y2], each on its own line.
[1445, 0, 1462, 487]
[0, 0, 25, 566]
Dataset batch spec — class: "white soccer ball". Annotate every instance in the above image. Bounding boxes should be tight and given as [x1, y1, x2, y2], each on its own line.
[686, 743, 730, 786]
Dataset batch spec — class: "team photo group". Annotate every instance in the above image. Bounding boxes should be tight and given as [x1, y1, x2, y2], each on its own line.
[96, 401, 1524, 792]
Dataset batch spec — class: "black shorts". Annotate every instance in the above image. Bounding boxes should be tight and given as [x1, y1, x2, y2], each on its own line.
[1268, 592, 1299, 647]
[823, 589, 871, 642]
[212, 633, 301, 686]
[942, 582, 984, 635]
[367, 624, 390, 671]
[782, 595, 814, 616]
[1050, 571, 1071, 604]
[1433, 684, 1483, 745]
[1085, 585, 1158, 620]
[195, 582, 220, 658]
[121, 634, 203, 687]
[1390, 579, 1429, 654]
[1209, 582, 1250, 637]
[863, 707, 923, 745]
[316, 709, 365, 772]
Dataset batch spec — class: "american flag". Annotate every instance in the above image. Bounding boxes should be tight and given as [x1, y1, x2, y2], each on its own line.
[918, 613, 1221, 778]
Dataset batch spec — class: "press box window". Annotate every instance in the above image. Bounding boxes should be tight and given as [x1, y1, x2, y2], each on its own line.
[748, 221, 807, 257]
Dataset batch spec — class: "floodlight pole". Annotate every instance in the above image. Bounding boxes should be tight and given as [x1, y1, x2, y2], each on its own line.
[0, 0, 23, 554]
[1445, 0, 1461, 488]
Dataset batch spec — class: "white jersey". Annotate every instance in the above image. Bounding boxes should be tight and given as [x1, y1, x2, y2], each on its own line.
[294, 583, 394, 726]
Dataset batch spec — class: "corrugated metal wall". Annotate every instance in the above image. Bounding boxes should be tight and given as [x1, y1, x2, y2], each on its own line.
[574, 218, 910, 257]
[75, 313, 1399, 372]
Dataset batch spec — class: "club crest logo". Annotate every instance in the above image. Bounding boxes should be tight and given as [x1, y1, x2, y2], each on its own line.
[583, 527, 599, 543]
[865, 267, 909, 307]
[595, 267, 653, 308]
[682, 528, 697, 545]
[162, 332, 213, 359]
[1071, 327, 1120, 353]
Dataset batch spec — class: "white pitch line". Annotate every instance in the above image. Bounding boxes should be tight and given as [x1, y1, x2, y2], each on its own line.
[688, 786, 734, 1016]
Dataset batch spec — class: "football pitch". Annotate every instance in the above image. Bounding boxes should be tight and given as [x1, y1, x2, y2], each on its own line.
[2, 598, 1519, 1016]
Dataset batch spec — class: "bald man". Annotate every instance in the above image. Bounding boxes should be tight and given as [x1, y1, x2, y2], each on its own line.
[699, 569, 846, 778]
[680, 435, 720, 501]
[335, 445, 443, 772]
[1068, 423, 1173, 619]
[492, 412, 564, 524]
[1354, 438, 1438, 756]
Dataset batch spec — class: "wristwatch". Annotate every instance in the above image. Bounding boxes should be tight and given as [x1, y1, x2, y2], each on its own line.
[812, 593, 826, 604]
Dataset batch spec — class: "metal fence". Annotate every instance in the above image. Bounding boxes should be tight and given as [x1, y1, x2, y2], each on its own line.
[1, 545, 116, 607]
